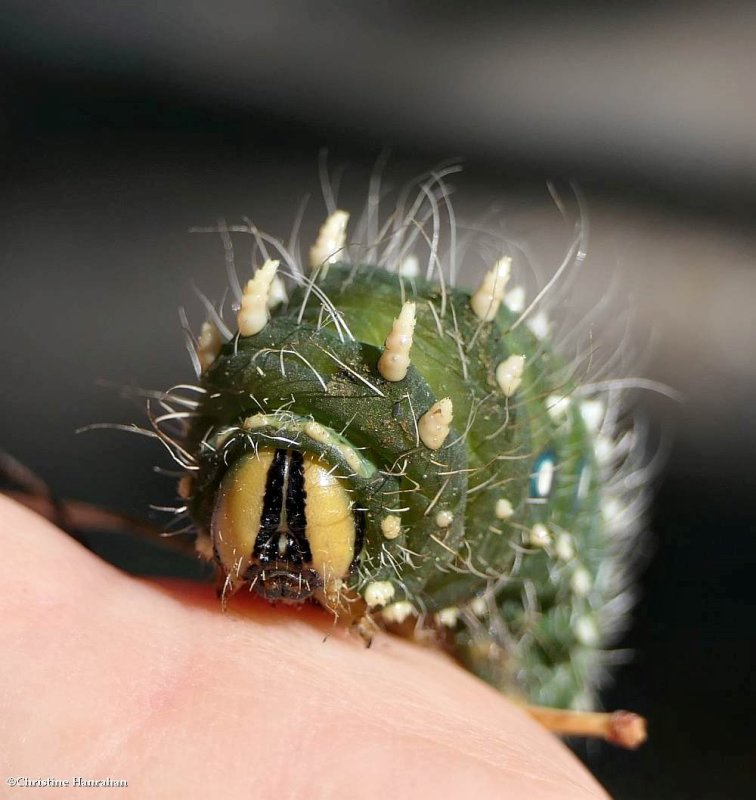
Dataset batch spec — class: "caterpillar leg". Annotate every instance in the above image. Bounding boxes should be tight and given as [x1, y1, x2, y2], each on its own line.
[524, 705, 647, 750]
[325, 590, 377, 647]
[351, 613, 379, 648]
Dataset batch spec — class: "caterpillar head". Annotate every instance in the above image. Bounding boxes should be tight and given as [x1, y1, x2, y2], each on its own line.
[210, 446, 363, 604]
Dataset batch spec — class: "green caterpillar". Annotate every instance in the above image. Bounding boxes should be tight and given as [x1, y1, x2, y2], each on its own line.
[161, 172, 645, 738]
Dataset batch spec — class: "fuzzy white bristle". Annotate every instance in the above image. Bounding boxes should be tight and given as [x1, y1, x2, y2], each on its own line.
[435, 509, 454, 528]
[418, 398, 453, 450]
[237, 259, 279, 336]
[594, 435, 615, 466]
[398, 255, 420, 278]
[469, 597, 488, 617]
[495, 497, 514, 519]
[546, 394, 571, 423]
[579, 398, 605, 434]
[574, 615, 600, 647]
[470, 256, 511, 321]
[526, 309, 551, 340]
[496, 354, 526, 397]
[435, 607, 460, 627]
[309, 210, 349, 277]
[504, 285, 526, 313]
[555, 532, 575, 561]
[364, 580, 396, 608]
[194, 532, 214, 561]
[529, 523, 552, 548]
[380, 515, 402, 540]
[377, 301, 416, 382]
[571, 566, 593, 597]
[381, 601, 415, 624]
[197, 321, 223, 372]
[267, 274, 288, 309]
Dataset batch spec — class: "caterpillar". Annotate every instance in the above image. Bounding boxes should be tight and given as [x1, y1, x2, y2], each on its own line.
[151, 167, 648, 748]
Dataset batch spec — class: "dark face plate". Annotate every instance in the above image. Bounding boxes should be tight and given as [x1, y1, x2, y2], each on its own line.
[243, 562, 323, 602]
[241, 448, 314, 601]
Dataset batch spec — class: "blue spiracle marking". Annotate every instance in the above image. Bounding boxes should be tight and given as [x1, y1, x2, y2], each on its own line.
[530, 449, 557, 500]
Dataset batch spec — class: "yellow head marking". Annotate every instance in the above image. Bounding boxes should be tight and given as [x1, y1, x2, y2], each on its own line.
[211, 450, 275, 586]
[301, 456, 357, 590]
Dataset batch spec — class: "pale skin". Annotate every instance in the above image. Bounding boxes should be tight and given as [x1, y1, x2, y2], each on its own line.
[0, 496, 609, 799]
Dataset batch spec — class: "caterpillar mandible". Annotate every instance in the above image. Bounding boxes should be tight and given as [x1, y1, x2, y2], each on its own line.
[163, 167, 647, 749]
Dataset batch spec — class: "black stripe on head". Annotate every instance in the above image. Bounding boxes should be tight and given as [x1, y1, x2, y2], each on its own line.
[285, 450, 312, 562]
[350, 507, 366, 572]
[285, 450, 306, 534]
[253, 449, 286, 562]
[261, 449, 287, 531]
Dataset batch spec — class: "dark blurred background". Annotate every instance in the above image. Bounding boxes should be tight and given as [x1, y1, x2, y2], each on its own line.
[0, 2, 754, 798]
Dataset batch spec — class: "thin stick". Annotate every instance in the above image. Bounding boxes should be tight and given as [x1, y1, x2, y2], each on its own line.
[525, 705, 647, 750]
[3, 491, 199, 559]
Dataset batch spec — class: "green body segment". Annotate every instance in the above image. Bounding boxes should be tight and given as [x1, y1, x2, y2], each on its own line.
[188, 263, 608, 709]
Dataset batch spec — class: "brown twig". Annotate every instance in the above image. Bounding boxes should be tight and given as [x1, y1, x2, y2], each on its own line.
[3, 491, 199, 558]
[525, 705, 647, 749]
